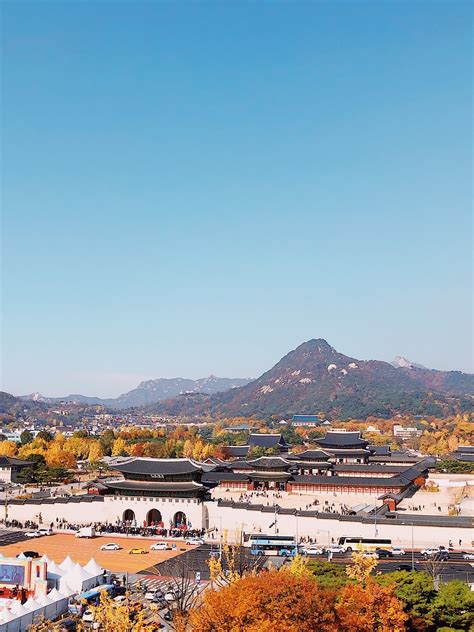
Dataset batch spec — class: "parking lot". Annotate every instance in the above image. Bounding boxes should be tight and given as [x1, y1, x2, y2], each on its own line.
[0, 533, 184, 573]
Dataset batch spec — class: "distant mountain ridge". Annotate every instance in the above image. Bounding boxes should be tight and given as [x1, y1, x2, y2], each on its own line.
[21, 376, 252, 410]
[147, 339, 474, 419]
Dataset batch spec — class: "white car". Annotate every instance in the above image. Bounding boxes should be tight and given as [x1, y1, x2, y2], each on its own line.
[421, 547, 446, 556]
[25, 531, 41, 538]
[114, 595, 127, 603]
[37, 528, 52, 536]
[100, 543, 121, 551]
[462, 552, 474, 560]
[303, 546, 325, 556]
[82, 609, 95, 622]
[185, 538, 205, 546]
[164, 591, 176, 602]
[150, 542, 171, 551]
[326, 545, 345, 554]
[392, 547, 406, 556]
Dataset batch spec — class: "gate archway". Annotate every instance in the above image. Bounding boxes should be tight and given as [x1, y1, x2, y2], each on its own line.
[146, 508, 162, 526]
[123, 509, 135, 524]
[173, 511, 187, 528]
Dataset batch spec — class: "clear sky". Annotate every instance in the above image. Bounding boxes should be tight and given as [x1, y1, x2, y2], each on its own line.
[1, 2, 472, 398]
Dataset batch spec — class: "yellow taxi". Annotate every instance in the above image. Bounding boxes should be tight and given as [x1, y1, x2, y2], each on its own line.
[128, 547, 148, 555]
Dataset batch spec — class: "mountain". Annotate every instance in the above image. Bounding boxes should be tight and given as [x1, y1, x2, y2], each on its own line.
[0, 392, 46, 416]
[21, 376, 252, 410]
[148, 339, 474, 419]
[391, 356, 427, 370]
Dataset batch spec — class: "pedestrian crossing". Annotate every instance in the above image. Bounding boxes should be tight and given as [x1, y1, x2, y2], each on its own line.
[131, 575, 208, 595]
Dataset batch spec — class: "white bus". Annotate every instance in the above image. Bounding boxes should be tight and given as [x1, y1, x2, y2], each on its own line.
[338, 536, 392, 552]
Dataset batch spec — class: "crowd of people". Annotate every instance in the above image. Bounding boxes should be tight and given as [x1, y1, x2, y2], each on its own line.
[54, 518, 206, 540]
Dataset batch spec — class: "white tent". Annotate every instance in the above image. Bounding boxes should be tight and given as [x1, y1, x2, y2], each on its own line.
[84, 558, 103, 576]
[57, 580, 75, 596]
[46, 589, 68, 619]
[47, 560, 65, 578]
[58, 556, 75, 572]
[60, 564, 95, 594]
[22, 597, 38, 612]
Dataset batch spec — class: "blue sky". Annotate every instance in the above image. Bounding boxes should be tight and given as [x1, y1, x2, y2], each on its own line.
[2, 2, 472, 397]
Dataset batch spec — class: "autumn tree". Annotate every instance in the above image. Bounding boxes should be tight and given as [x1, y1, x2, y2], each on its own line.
[0, 441, 18, 457]
[185, 570, 338, 632]
[336, 579, 408, 631]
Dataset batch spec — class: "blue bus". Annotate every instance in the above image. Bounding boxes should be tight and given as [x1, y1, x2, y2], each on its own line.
[68, 583, 116, 614]
[247, 535, 298, 557]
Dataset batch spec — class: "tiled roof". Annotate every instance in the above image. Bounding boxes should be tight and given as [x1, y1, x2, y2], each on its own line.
[286, 450, 331, 461]
[248, 434, 289, 448]
[104, 480, 206, 492]
[112, 458, 201, 476]
[316, 431, 368, 448]
[0, 456, 32, 467]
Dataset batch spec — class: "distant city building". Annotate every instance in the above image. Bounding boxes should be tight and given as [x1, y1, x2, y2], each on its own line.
[292, 415, 321, 427]
[393, 425, 422, 439]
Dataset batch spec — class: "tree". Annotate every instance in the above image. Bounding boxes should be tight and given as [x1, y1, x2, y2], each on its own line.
[185, 570, 338, 632]
[112, 437, 129, 457]
[208, 532, 261, 588]
[88, 440, 104, 463]
[0, 441, 18, 456]
[376, 570, 436, 628]
[281, 553, 313, 579]
[335, 579, 408, 631]
[36, 430, 53, 442]
[428, 580, 474, 630]
[345, 551, 377, 582]
[100, 429, 116, 456]
[308, 560, 351, 589]
[20, 430, 33, 445]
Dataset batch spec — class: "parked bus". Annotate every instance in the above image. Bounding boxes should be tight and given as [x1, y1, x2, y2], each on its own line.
[68, 584, 115, 614]
[247, 535, 298, 557]
[338, 536, 392, 552]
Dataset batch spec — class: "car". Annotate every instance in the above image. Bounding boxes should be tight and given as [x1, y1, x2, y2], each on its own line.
[25, 531, 41, 538]
[145, 590, 162, 601]
[164, 591, 177, 602]
[37, 528, 52, 536]
[82, 609, 95, 623]
[113, 595, 127, 604]
[303, 546, 325, 556]
[128, 548, 148, 555]
[326, 545, 345, 554]
[18, 551, 40, 559]
[101, 543, 121, 551]
[392, 547, 406, 556]
[185, 538, 205, 546]
[421, 547, 448, 557]
[462, 552, 474, 560]
[150, 542, 171, 551]
[376, 548, 393, 558]
[163, 610, 173, 621]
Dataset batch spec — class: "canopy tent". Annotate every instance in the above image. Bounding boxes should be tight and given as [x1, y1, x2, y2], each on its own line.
[58, 556, 75, 572]
[84, 558, 103, 576]
[60, 564, 95, 594]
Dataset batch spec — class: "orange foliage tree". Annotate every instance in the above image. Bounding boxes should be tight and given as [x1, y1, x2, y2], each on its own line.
[185, 570, 338, 632]
[185, 569, 408, 632]
[336, 579, 408, 631]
